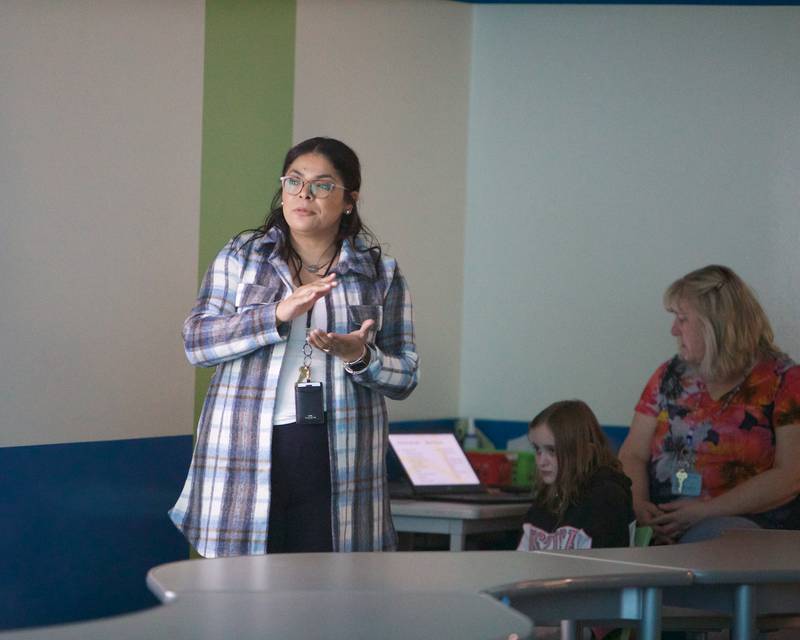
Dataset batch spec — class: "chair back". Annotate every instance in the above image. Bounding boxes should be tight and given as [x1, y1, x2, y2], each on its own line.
[633, 525, 653, 547]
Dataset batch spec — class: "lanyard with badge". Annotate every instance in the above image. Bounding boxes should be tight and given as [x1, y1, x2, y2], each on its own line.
[294, 253, 337, 426]
[671, 428, 702, 496]
[295, 308, 325, 425]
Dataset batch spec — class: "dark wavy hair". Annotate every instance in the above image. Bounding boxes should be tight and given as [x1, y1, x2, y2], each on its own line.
[240, 137, 380, 273]
[530, 400, 622, 519]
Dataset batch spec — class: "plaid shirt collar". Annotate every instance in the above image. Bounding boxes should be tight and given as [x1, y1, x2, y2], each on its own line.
[260, 226, 378, 281]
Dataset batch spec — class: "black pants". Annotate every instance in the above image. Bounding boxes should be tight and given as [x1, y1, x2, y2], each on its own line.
[267, 421, 333, 553]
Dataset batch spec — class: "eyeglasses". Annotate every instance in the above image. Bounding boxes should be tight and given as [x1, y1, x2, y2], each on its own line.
[280, 175, 346, 199]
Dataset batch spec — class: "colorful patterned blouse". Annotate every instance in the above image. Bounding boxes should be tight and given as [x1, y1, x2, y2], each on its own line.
[635, 355, 800, 528]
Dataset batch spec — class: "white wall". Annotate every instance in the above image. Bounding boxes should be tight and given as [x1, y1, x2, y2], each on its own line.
[461, 5, 800, 425]
[4, 2, 797, 444]
[0, 1, 204, 446]
[293, 0, 472, 421]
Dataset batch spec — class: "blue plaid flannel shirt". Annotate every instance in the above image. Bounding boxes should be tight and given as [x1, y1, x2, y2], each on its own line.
[169, 227, 418, 557]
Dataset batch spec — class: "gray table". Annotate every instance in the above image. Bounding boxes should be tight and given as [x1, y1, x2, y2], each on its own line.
[147, 549, 692, 640]
[537, 528, 800, 640]
[0, 550, 692, 640]
[391, 498, 529, 551]
[0, 591, 533, 640]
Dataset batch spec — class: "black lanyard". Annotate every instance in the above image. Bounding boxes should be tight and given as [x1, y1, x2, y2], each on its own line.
[303, 249, 338, 331]
[298, 248, 339, 381]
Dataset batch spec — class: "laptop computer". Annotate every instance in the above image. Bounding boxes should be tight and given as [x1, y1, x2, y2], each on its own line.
[388, 432, 533, 504]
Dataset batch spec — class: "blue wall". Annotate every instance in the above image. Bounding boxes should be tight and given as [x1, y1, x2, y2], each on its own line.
[1, 436, 192, 630]
[475, 420, 629, 454]
[2, 422, 629, 630]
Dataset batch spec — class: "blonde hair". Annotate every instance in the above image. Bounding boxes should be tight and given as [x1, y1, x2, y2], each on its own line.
[664, 265, 782, 382]
[530, 400, 621, 519]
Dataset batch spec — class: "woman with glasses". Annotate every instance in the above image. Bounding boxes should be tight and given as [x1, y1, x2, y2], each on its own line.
[170, 137, 419, 557]
[619, 265, 800, 544]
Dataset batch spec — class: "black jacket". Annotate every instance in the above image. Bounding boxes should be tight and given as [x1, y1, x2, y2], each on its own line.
[522, 466, 634, 549]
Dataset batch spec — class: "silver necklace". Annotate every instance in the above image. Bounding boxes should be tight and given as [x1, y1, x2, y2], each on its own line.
[300, 244, 337, 274]
[303, 261, 324, 274]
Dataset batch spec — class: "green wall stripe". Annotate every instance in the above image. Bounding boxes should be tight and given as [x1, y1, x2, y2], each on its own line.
[195, 0, 296, 423]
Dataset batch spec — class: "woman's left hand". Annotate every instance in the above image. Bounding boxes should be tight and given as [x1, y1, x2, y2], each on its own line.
[650, 497, 709, 540]
[308, 319, 375, 363]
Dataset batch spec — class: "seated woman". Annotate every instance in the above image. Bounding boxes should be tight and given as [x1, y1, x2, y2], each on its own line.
[619, 264, 800, 544]
[518, 400, 634, 551]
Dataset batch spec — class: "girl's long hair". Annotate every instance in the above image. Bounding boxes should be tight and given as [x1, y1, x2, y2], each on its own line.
[530, 400, 621, 520]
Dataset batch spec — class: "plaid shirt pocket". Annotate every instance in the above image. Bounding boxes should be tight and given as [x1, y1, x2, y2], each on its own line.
[235, 282, 284, 309]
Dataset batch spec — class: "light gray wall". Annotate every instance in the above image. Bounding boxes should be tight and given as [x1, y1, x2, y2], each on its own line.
[3, 2, 798, 445]
[293, 0, 472, 421]
[460, 5, 800, 426]
[0, 1, 204, 446]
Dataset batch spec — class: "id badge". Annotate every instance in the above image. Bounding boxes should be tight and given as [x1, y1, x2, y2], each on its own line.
[671, 468, 702, 496]
[295, 381, 325, 425]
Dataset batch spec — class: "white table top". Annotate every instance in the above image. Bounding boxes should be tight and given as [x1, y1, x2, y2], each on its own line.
[0, 591, 533, 640]
[6, 530, 795, 640]
[537, 529, 800, 584]
[0, 547, 699, 639]
[146, 549, 693, 604]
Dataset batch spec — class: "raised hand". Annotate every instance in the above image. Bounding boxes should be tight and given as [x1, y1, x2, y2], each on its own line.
[308, 319, 375, 363]
[276, 273, 338, 324]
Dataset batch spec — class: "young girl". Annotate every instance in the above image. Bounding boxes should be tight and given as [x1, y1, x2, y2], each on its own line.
[518, 400, 634, 551]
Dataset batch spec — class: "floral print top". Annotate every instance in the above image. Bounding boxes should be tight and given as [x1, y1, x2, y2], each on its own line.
[635, 355, 800, 528]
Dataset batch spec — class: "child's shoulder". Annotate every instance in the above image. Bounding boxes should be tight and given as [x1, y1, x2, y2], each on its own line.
[580, 466, 632, 506]
[522, 500, 557, 530]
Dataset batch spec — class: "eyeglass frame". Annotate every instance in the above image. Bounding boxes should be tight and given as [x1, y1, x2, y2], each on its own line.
[279, 175, 349, 200]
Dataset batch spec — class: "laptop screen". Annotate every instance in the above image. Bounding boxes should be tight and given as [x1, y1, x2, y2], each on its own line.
[388, 433, 481, 488]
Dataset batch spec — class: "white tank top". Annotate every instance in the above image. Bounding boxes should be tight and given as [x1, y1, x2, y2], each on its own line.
[272, 297, 329, 425]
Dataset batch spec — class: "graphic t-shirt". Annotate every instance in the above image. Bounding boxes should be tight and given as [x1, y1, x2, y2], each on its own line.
[518, 466, 634, 551]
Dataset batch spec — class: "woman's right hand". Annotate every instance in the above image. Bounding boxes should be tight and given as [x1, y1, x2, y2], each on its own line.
[276, 273, 338, 324]
[619, 412, 675, 541]
[633, 498, 664, 527]
[633, 498, 678, 544]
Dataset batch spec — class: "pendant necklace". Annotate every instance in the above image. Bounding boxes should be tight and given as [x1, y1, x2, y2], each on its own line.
[301, 243, 337, 274]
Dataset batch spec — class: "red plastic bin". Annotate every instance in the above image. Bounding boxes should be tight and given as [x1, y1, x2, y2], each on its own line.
[465, 451, 513, 487]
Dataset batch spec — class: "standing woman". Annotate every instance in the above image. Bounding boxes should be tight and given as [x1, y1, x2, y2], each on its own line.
[170, 137, 418, 557]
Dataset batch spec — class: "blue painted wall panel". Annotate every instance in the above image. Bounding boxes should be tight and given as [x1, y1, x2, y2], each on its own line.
[2, 422, 630, 629]
[475, 419, 628, 453]
[1, 436, 193, 630]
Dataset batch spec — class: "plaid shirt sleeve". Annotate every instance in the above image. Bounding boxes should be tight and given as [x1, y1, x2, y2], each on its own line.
[182, 238, 287, 368]
[349, 268, 418, 400]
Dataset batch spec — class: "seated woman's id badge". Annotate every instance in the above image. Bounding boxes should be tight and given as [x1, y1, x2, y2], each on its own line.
[671, 467, 702, 496]
[671, 431, 702, 496]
